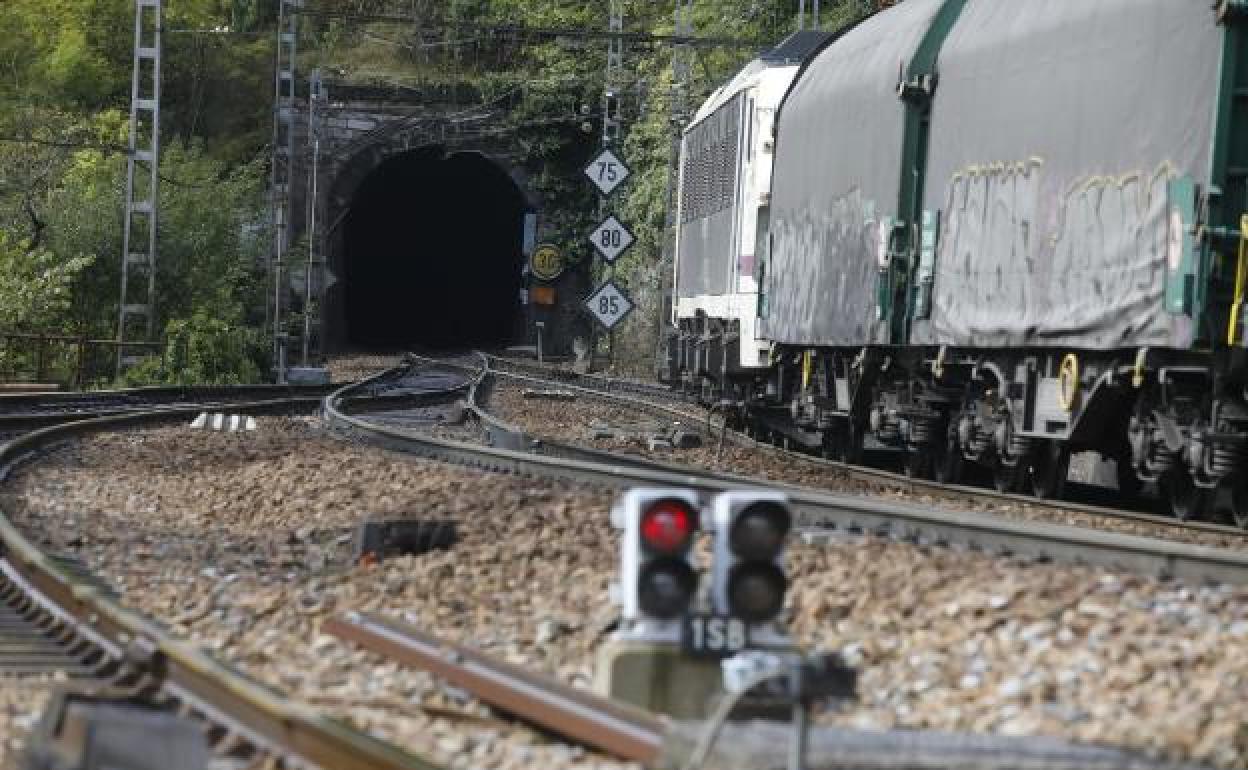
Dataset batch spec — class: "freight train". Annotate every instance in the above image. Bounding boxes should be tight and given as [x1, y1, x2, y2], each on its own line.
[670, 0, 1248, 527]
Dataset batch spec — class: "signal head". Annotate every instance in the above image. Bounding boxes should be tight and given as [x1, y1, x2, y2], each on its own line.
[611, 488, 703, 626]
[710, 490, 793, 628]
[640, 498, 697, 555]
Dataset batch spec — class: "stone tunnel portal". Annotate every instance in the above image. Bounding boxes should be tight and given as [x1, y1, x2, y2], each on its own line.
[337, 148, 527, 350]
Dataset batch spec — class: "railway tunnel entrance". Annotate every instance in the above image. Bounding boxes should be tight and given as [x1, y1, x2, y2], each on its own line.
[336, 147, 527, 350]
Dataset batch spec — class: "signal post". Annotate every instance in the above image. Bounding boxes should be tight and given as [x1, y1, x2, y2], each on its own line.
[595, 488, 798, 719]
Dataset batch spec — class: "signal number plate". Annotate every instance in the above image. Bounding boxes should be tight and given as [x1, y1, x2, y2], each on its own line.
[682, 614, 748, 659]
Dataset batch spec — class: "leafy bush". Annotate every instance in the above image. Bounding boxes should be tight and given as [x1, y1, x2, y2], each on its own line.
[0, 230, 93, 328]
[120, 312, 263, 386]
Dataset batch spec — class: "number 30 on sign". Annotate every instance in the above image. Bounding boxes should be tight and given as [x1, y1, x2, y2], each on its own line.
[529, 243, 564, 282]
[583, 280, 634, 332]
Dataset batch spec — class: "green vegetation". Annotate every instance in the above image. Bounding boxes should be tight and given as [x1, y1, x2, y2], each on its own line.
[0, 0, 878, 384]
[0, 0, 271, 384]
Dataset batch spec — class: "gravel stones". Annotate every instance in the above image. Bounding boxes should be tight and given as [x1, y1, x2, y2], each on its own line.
[3, 419, 1248, 767]
[486, 382, 1248, 551]
[787, 542, 1248, 767]
[327, 353, 406, 383]
[0, 683, 53, 767]
[4, 420, 631, 770]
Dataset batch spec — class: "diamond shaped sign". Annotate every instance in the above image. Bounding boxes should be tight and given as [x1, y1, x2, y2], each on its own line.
[584, 280, 635, 331]
[584, 148, 631, 197]
[589, 215, 636, 263]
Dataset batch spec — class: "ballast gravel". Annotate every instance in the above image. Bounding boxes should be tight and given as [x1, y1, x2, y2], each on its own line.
[0, 685, 52, 766]
[2, 420, 1247, 768]
[486, 382, 1248, 552]
[327, 353, 406, 383]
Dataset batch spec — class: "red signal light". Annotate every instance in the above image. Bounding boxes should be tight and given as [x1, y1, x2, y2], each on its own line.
[640, 499, 696, 554]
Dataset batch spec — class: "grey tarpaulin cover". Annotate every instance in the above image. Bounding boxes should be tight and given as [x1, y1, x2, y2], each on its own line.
[762, 0, 945, 346]
[912, 0, 1221, 350]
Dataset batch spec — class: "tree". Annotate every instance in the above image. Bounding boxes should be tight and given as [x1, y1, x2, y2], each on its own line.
[0, 230, 93, 329]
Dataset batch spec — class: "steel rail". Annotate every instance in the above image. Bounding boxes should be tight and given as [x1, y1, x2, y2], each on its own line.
[325, 611, 669, 765]
[328, 362, 1248, 586]
[0, 373, 473, 770]
[0, 381, 345, 409]
[477, 355, 1248, 540]
[484, 352, 700, 405]
[0, 382, 347, 434]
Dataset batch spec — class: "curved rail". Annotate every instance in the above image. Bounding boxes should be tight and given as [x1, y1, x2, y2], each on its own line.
[0, 381, 345, 434]
[0, 371, 474, 770]
[483, 352, 700, 405]
[479, 354, 1248, 540]
[325, 358, 1248, 586]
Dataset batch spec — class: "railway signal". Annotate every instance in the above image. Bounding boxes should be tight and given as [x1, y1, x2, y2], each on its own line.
[611, 488, 700, 629]
[709, 490, 792, 627]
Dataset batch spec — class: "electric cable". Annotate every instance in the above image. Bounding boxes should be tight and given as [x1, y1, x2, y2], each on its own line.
[293, 7, 766, 49]
[681, 664, 790, 770]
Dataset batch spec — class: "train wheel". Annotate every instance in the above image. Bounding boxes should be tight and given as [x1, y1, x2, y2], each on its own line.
[904, 447, 931, 479]
[829, 422, 863, 464]
[1029, 441, 1070, 500]
[1162, 468, 1213, 521]
[1231, 479, 1248, 530]
[993, 461, 1023, 494]
[932, 433, 962, 485]
[1115, 456, 1142, 506]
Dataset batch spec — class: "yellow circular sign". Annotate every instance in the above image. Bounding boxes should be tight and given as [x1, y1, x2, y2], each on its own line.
[530, 243, 564, 282]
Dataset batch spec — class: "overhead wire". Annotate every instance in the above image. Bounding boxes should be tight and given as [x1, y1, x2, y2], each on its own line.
[294, 7, 766, 49]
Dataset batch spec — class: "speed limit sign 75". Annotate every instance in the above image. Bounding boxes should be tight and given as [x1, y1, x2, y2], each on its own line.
[584, 148, 631, 197]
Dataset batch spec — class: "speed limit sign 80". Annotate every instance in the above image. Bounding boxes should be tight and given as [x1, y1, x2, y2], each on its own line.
[589, 215, 635, 263]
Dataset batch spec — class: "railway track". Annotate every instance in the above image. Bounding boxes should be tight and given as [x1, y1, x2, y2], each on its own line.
[0, 370, 476, 769]
[339, 352, 1248, 585]
[0, 382, 344, 436]
[4, 356, 1243, 763]
[481, 353, 1248, 543]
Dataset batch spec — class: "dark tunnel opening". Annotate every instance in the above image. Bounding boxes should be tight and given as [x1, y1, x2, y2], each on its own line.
[340, 148, 526, 350]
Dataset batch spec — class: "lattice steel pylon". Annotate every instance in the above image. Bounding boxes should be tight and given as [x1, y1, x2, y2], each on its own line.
[656, 0, 695, 374]
[116, 0, 163, 376]
[269, 0, 300, 380]
[602, 0, 625, 151]
[301, 69, 326, 367]
[665, 0, 694, 226]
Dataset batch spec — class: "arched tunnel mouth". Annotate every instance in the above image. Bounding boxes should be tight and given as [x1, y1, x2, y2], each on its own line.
[337, 148, 526, 350]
